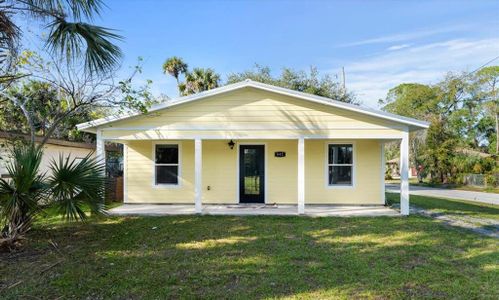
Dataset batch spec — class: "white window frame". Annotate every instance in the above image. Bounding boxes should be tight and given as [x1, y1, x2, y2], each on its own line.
[152, 141, 182, 188]
[325, 142, 355, 189]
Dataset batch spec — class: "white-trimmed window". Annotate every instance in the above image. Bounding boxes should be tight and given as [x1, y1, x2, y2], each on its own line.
[154, 144, 180, 185]
[327, 144, 353, 186]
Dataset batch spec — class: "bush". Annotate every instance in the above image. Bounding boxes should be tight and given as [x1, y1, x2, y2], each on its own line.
[0, 144, 106, 251]
[485, 174, 498, 187]
[451, 173, 465, 185]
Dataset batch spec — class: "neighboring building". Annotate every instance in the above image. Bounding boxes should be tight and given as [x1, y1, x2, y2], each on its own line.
[0, 132, 97, 177]
[0, 131, 119, 177]
[77, 80, 429, 215]
[386, 158, 417, 178]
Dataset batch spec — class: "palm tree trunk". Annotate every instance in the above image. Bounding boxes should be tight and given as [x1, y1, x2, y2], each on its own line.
[175, 77, 181, 96]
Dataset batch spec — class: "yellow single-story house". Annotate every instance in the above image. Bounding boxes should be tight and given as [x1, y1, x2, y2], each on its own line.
[77, 80, 428, 215]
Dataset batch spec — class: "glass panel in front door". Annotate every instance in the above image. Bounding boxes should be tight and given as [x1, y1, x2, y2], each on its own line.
[243, 148, 260, 195]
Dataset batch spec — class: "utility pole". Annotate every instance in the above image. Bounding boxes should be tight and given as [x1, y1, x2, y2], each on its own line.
[341, 67, 346, 96]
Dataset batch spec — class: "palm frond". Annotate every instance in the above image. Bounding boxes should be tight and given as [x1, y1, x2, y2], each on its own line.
[162, 56, 188, 78]
[0, 144, 46, 237]
[22, 0, 104, 19]
[0, 10, 20, 77]
[47, 153, 106, 221]
[65, 0, 104, 19]
[46, 19, 123, 73]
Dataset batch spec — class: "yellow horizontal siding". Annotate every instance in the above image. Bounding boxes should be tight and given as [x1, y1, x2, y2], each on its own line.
[202, 140, 237, 203]
[126, 140, 195, 203]
[305, 139, 383, 204]
[125, 139, 382, 205]
[266, 140, 298, 204]
[105, 88, 405, 137]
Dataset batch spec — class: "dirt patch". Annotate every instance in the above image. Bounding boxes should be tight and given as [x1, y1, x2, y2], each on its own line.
[403, 256, 428, 270]
[0, 247, 43, 263]
[402, 283, 448, 298]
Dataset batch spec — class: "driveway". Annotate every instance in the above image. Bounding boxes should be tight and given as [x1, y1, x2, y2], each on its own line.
[386, 184, 499, 206]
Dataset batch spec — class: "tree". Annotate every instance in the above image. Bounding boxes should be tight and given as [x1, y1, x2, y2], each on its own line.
[0, 50, 155, 146]
[475, 66, 499, 154]
[0, 0, 122, 83]
[422, 118, 457, 183]
[0, 144, 105, 250]
[162, 56, 188, 95]
[0, 80, 99, 142]
[380, 83, 439, 119]
[181, 68, 220, 96]
[380, 68, 499, 183]
[380, 83, 438, 180]
[227, 64, 358, 104]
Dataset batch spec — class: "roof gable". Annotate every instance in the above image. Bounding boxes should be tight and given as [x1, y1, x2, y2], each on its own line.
[77, 80, 429, 133]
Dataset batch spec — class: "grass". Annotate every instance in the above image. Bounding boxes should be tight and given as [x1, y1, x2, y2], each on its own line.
[1, 203, 498, 299]
[386, 193, 499, 221]
[386, 179, 499, 194]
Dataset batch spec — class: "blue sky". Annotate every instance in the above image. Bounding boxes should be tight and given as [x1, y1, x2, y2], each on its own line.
[30, 0, 499, 107]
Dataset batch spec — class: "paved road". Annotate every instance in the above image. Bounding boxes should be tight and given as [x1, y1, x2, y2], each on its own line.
[386, 184, 499, 206]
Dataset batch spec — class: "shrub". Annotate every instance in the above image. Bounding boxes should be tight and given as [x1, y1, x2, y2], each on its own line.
[485, 174, 498, 187]
[451, 173, 465, 185]
[0, 144, 106, 251]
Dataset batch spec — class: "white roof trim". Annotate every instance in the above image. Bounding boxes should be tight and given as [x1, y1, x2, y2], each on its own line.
[76, 79, 430, 132]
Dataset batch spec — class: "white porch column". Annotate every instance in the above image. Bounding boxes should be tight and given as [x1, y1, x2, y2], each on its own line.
[96, 129, 106, 203]
[194, 138, 203, 214]
[123, 144, 128, 203]
[297, 137, 305, 214]
[380, 141, 386, 205]
[400, 130, 410, 215]
[96, 129, 105, 176]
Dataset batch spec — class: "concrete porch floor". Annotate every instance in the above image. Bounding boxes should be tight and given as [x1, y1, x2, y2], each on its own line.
[108, 204, 400, 217]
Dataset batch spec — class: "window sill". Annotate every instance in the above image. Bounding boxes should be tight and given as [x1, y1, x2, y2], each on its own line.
[326, 184, 355, 189]
[152, 184, 182, 189]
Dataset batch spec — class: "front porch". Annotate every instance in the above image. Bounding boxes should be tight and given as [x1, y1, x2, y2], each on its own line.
[108, 204, 400, 217]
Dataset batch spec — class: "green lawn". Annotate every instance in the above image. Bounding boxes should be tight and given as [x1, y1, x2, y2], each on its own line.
[386, 179, 499, 194]
[1, 206, 498, 299]
[386, 193, 499, 221]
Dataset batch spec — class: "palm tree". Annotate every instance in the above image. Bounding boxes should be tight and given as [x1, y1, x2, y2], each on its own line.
[162, 56, 188, 95]
[0, 144, 106, 250]
[0, 0, 122, 82]
[183, 68, 220, 95]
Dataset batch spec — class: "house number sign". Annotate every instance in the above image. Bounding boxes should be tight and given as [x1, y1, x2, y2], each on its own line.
[274, 151, 286, 157]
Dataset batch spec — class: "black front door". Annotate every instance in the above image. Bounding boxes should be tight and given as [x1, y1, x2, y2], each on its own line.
[239, 145, 265, 203]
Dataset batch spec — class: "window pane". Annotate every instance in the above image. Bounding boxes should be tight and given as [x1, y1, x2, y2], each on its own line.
[328, 144, 353, 164]
[156, 166, 178, 184]
[329, 166, 352, 185]
[244, 176, 260, 195]
[156, 145, 178, 164]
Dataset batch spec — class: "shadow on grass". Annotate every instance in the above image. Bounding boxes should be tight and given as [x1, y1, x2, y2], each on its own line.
[2, 215, 498, 299]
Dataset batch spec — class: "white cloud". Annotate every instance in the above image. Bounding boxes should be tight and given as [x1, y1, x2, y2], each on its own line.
[340, 38, 499, 107]
[387, 44, 412, 51]
[338, 24, 469, 47]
